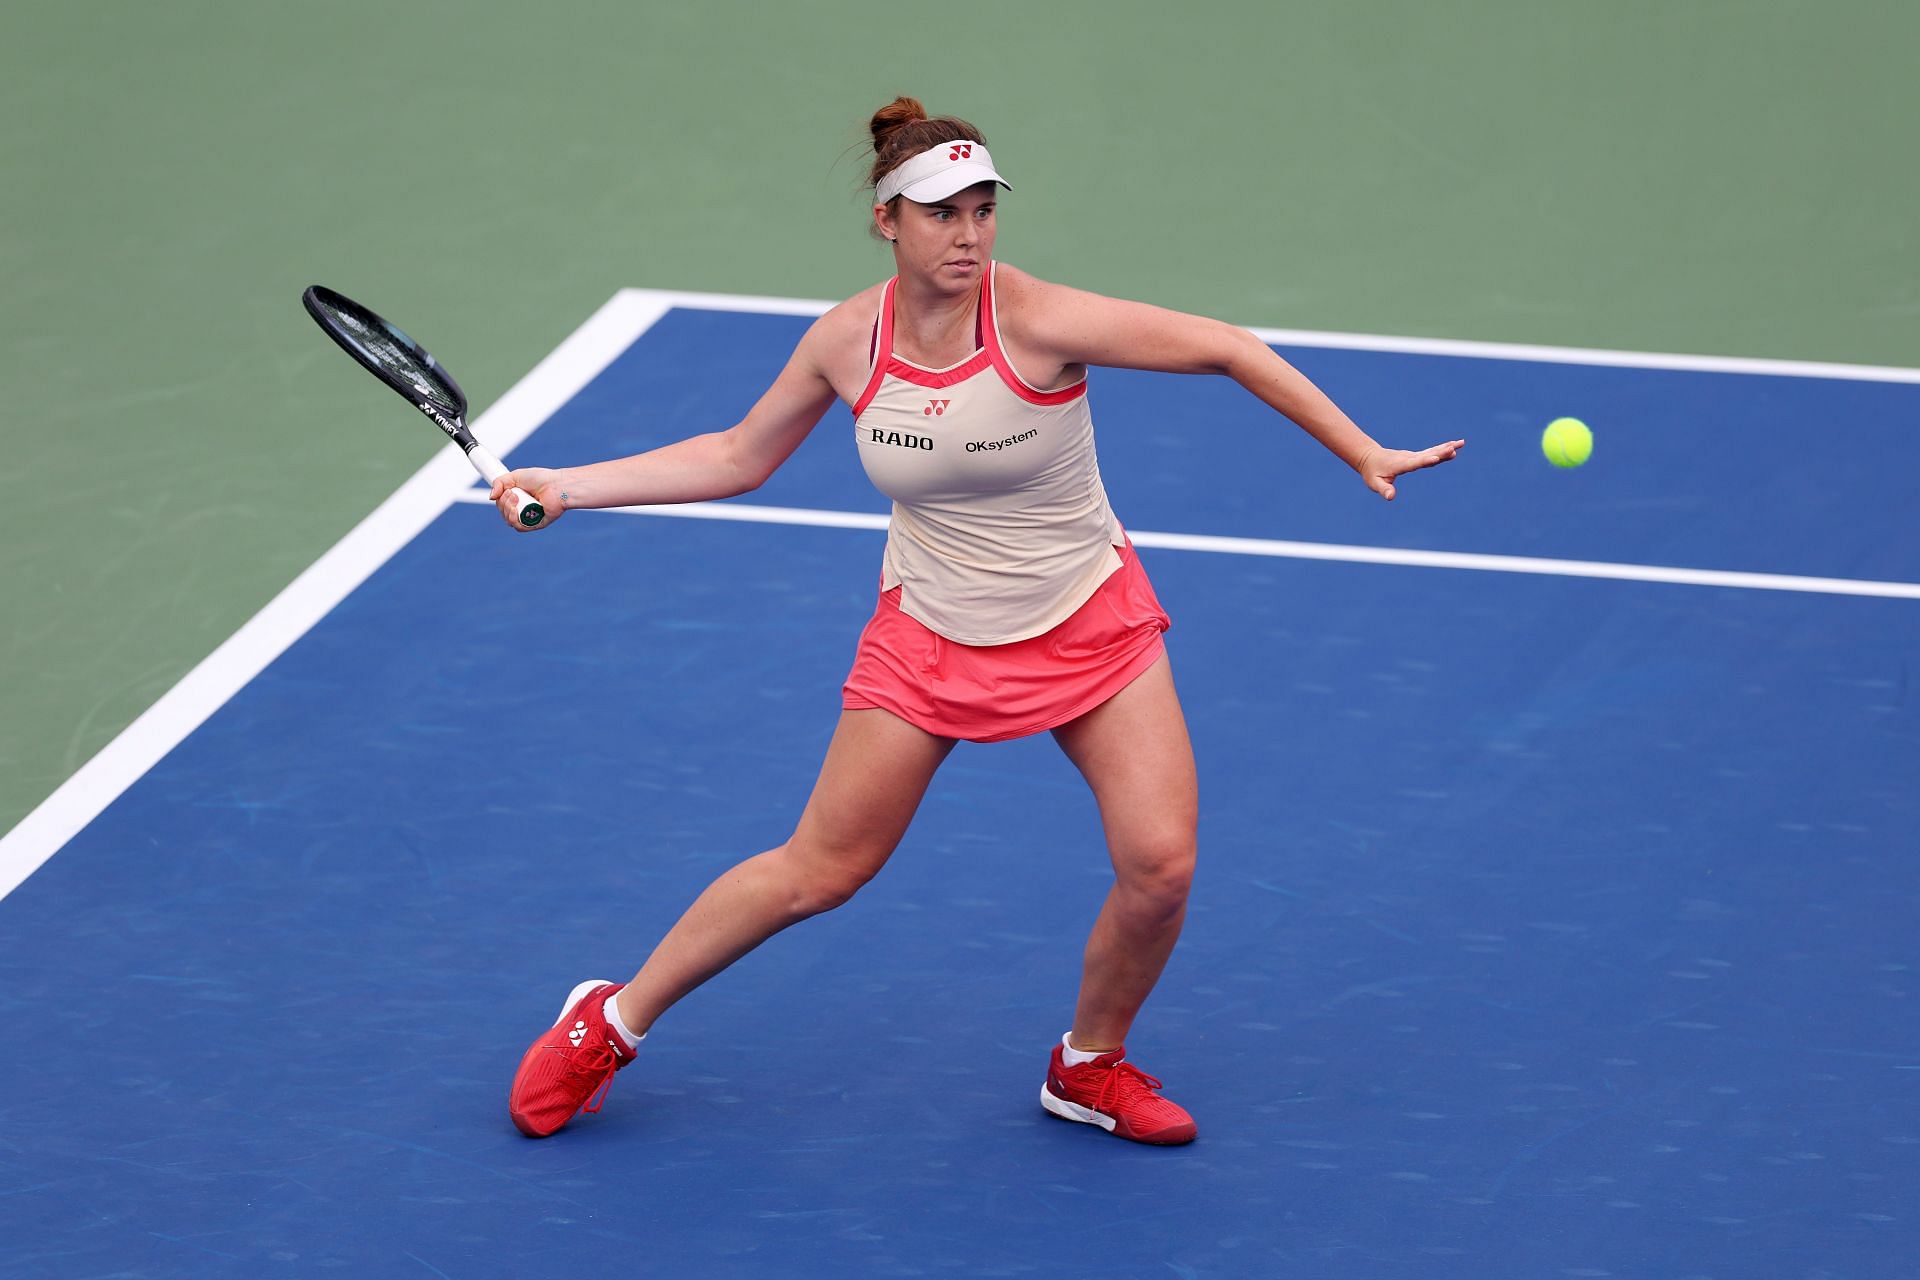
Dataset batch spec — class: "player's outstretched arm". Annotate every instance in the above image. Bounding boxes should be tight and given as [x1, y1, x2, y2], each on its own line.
[487, 316, 844, 531]
[1006, 269, 1464, 500]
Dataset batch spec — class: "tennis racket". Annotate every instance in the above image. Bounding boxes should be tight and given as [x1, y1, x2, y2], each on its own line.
[302, 285, 544, 528]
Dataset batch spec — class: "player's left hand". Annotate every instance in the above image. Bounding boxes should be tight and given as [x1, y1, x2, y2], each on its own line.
[1360, 439, 1465, 501]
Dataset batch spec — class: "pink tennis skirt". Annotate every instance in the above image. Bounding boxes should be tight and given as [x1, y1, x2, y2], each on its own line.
[841, 543, 1171, 742]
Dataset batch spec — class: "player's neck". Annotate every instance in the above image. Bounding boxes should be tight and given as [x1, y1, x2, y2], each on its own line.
[892, 276, 981, 365]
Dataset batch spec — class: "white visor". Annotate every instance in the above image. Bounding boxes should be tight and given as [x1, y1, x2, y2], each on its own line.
[875, 140, 1011, 206]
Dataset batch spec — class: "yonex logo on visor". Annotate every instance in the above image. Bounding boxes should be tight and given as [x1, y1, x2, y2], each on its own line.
[876, 141, 1012, 206]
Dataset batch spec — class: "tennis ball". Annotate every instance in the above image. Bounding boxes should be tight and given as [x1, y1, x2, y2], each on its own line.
[1542, 417, 1593, 468]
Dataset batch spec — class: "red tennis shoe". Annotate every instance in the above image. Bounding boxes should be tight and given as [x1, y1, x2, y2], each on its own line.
[1041, 1043, 1197, 1145]
[509, 980, 636, 1138]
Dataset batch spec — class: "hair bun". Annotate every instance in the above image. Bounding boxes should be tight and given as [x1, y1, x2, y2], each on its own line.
[869, 96, 929, 150]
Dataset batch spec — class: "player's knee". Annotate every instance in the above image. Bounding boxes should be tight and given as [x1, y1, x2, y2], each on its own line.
[782, 840, 891, 917]
[790, 866, 877, 917]
[1118, 832, 1196, 909]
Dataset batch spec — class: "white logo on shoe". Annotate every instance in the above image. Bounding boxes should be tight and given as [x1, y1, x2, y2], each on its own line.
[568, 1019, 588, 1047]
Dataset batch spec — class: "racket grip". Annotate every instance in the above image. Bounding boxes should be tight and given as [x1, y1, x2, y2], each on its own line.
[505, 487, 546, 528]
[468, 445, 547, 528]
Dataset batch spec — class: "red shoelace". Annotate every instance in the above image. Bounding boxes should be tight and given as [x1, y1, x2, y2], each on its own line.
[1090, 1060, 1167, 1115]
[561, 1038, 621, 1114]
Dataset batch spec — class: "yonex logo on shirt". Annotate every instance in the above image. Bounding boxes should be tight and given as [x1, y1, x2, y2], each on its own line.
[924, 399, 951, 416]
[948, 144, 973, 160]
[870, 428, 933, 451]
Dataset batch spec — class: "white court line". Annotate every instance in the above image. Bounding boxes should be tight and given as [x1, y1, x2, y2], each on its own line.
[5, 288, 1919, 902]
[0, 291, 670, 903]
[449, 492, 1920, 600]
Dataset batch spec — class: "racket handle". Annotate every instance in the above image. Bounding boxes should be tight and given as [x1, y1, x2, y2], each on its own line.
[467, 445, 547, 529]
[503, 487, 546, 528]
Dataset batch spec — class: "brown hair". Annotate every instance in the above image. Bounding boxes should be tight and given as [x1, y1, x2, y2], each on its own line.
[867, 95, 988, 193]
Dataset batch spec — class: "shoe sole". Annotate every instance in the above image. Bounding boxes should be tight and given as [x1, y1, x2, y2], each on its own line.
[1040, 1083, 1118, 1133]
[1040, 1082, 1197, 1145]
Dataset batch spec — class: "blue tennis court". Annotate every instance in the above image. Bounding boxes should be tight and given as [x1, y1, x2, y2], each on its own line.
[2, 298, 1914, 1278]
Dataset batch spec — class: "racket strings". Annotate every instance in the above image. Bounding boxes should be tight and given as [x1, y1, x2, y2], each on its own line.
[316, 299, 463, 417]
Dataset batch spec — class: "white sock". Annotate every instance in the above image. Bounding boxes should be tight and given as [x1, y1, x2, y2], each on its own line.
[604, 995, 645, 1051]
[1060, 1032, 1113, 1067]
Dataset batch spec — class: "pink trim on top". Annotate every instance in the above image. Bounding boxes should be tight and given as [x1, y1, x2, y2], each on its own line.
[885, 350, 992, 389]
[851, 278, 897, 418]
[982, 263, 1087, 406]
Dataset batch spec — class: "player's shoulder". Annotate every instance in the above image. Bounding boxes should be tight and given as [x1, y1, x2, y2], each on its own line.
[990, 262, 1098, 330]
[810, 281, 888, 342]
[786, 281, 886, 371]
[990, 261, 1059, 303]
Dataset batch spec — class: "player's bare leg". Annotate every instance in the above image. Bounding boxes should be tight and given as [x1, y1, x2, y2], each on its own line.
[1049, 654, 1198, 1051]
[615, 708, 956, 1035]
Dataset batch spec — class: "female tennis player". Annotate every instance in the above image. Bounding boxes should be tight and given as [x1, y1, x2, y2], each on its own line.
[497, 97, 1463, 1144]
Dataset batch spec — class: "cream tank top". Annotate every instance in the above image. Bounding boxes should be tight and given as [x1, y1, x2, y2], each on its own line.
[850, 262, 1127, 646]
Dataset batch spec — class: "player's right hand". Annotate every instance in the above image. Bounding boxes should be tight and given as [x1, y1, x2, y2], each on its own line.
[490, 468, 566, 531]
